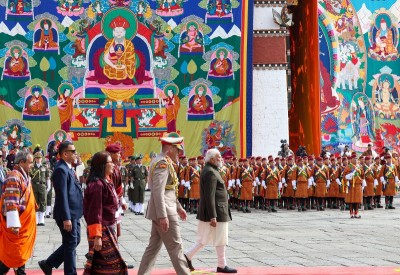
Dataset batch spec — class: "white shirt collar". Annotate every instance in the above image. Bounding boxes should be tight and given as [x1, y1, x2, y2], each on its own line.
[66, 162, 72, 169]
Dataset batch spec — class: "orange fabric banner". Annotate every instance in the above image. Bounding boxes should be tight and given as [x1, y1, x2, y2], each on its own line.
[0, 184, 37, 268]
[289, 0, 321, 155]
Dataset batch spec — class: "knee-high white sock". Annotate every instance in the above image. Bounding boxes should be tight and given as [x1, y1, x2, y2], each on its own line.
[185, 242, 205, 261]
[139, 203, 144, 213]
[36, 212, 39, 224]
[40, 212, 45, 224]
[216, 245, 227, 268]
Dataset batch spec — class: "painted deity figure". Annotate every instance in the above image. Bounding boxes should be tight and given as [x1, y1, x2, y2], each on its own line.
[210, 48, 232, 76]
[161, 84, 180, 132]
[352, 98, 375, 145]
[159, 0, 181, 12]
[16, 0, 25, 13]
[34, 20, 58, 50]
[60, 0, 80, 11]
[57, 85, 75, 132]
[369, 18, 398, 58]
[375, 78, 399, 118]
[87, 15, 150, 85]
[25, 86, 47, 115]
[208, 0, 231, 17]
[180, 22, 203, 53]
[7, 125, 21, 147]
[4, 47, 28, 76]
[189, 85, 212, 113]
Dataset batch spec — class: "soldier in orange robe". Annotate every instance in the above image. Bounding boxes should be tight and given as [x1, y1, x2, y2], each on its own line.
[293, 157, 309, 211]
[281, 156, 296, 210]
[238, 158, 255, 213]
[262, 156, 281, 212]
[380, 154, 399, 209]
[373, 156, 383, 208]
[306, 155, 316, 209]
[186, 158, 201, 214]
[231, 158, 243, 210]
[253, 157, 263, 209]
[343, 154, 365, 218]
[327, 156, 340, 209]
[363, 156, 376, 210]
[311, 156, 330, 211]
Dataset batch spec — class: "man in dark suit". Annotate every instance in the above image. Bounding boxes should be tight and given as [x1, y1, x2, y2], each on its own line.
[38, 141, 83, 275]
[184, 149, 237, 273]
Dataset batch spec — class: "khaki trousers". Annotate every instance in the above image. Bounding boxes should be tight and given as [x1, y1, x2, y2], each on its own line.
[138, 219, 190, 275]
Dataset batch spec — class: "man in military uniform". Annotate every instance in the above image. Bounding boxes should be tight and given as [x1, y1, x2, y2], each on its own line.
[45, 160, 53, 218]
[132, 154, 148, 215]
[126, 156, 136, 212]
[138, 132, 190, 275]
[30, 152, 50, 226]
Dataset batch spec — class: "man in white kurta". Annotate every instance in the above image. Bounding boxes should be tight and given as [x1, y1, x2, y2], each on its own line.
[184, 149, 237, 273]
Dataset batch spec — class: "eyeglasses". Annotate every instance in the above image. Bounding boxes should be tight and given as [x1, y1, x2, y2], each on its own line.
[65, 149, 77, 154]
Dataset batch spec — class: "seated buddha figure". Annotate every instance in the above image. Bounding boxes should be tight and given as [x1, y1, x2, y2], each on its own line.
[369, 18, 398, 59]
[157, 0, 183, 15]
[86, 15, 151, 85]
[188, 84, 213, 114]
[25, 86, 48, 115]
[4, 46, 28, 77]
[34, 19, 59, 50]
[209, 48, 232, 77]
[180, 22, 203, 54]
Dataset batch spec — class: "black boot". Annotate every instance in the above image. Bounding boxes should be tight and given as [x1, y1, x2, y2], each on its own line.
[15, 265, 26, 275]
[0, 261, 10, 275]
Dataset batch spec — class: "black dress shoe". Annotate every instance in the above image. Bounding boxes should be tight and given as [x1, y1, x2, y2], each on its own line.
[217, 266, 237, 273]
[125, 262, 134, 269]
[38, 260, 52, 275]
[184, 254, 195, 271]
[37, 223, 45, 226]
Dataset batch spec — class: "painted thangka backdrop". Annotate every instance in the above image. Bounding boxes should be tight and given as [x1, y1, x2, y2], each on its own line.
[319, 0, 400, 154]
[0, 0, 253, 158]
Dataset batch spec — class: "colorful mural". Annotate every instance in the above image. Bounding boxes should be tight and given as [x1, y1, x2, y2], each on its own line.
[319, 0, 400, 154]
[0, 0, 253, 158]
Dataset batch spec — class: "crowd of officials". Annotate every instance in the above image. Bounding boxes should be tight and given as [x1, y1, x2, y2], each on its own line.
[0, 136, 399, 274]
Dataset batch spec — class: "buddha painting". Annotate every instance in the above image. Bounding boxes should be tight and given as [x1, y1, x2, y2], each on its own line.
[5, 0, 33, 20]
[179, 21, 204, 56]
[57, 0, 84, 16]
[208, 48, 233, 79]
[351, 94, 375, 148]
[84, 8, 154, 102]
[161, 83, 180, 132]
[33, 19, 59, 52]
[23, 85, 50, 120]
[368, 13, 398, 61]
[3, 46, 30, 80]
[156, 0, 184, 17]
[373, 74, 399, 119]
[187, 84, 214, 120]
[206, 0, 233, 23]
[57, 83, 76, 132]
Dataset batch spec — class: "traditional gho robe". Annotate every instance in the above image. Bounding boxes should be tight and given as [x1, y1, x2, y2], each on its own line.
[103, 39, 136, 80]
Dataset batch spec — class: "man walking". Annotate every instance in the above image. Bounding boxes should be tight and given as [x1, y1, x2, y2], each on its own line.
[138, 132, 190, 275]
[0, 151, 36, 275]
[39, 141, 83, 275]
[184, 148, 237, 273]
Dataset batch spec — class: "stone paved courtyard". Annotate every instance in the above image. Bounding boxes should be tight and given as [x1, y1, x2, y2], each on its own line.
[27, 194, 400, 271]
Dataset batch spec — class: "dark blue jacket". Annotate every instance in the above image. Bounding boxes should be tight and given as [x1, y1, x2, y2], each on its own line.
[52, 159, 83, 221]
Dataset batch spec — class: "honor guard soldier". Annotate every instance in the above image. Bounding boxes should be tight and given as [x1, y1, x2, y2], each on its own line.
[312, 156, 330, 211]
[281, 156, 296, 210]
[380, 154, 399, 209]
[239, 158, 255, 213]
[185, 158, 201, 214]
[293, 157, 309, 211]
[363, 156, 376, 210]
[132, 154, 148, 215]
[30, 152, 50, 226]
[261, 156, 281, 212]
[343, 153, 365, 218]
[327, 156, 340, 209]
